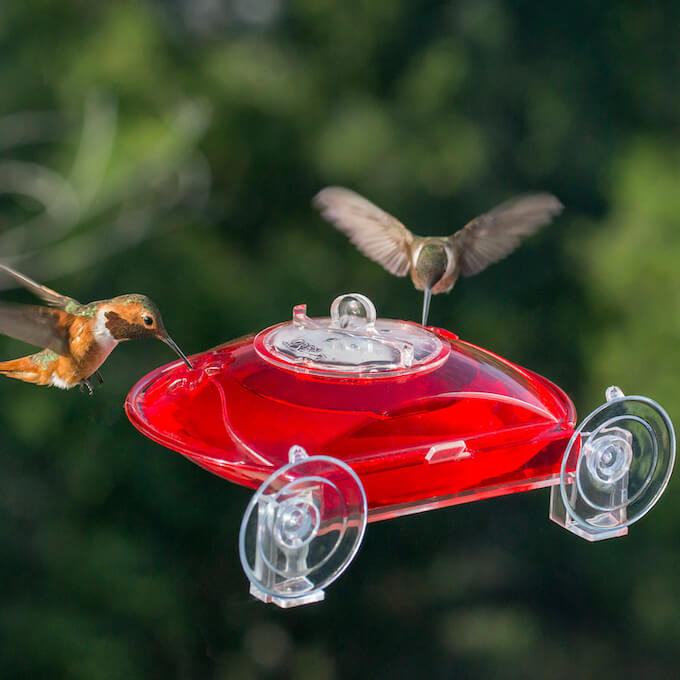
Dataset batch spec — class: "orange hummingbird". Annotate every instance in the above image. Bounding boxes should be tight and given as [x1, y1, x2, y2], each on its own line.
[0, 264, 192, 394]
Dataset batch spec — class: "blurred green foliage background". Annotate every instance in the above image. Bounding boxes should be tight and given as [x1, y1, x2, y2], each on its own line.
[1, 1, 679, 677]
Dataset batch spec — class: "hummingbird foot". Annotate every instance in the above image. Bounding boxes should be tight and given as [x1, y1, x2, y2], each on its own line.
[79, 379, 94, 396]
[94, 370, 104, 384]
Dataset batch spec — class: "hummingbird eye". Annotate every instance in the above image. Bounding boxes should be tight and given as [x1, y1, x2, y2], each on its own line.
[143, 314, 154, 327]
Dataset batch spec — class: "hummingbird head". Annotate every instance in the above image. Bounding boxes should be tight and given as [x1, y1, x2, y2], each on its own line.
[414, 243, 449, 290]
[103, 295, 193, 368]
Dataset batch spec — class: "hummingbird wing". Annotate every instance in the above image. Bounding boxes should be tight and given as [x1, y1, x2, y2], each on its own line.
[314, 187, 415, 277]
[0, 263, 80, 309]
[451, 193, 563, 277]
[0, 303, 72, 354]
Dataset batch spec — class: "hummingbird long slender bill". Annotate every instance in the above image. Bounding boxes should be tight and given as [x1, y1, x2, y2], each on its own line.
[0, 264, 192, 395]
[314, 187, 563, 325]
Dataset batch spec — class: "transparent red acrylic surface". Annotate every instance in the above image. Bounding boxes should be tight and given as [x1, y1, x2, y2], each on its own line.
[126, 325, 577, 522]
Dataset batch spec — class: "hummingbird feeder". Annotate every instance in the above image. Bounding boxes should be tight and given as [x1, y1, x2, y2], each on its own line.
[126, 293, 675, 608]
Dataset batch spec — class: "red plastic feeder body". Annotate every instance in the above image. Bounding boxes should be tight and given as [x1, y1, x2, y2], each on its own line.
[126, 294, 577, 523]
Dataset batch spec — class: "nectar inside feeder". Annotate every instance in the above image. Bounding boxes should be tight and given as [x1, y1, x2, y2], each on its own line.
[126, 293, 675, 608]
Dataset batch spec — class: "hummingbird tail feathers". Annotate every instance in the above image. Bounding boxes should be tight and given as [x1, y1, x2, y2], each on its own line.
[0, 356, 50, 386]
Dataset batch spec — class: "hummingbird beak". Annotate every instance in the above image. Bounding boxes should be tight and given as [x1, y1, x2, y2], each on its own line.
[422, 288, 432, 326]
[161, 334, 193, 369]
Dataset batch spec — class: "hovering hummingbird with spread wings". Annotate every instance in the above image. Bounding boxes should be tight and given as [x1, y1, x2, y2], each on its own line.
[0, 264, 192, 394]
[314, 187, 563, 325]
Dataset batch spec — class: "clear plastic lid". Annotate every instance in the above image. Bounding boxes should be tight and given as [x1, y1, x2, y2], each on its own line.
[253, 293, 448, 378]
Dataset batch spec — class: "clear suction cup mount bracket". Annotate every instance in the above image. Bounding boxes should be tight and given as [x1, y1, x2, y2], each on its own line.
[254, 293, 449, 378]
[550, 386, 676, 541]
[239, 446, 367, 608]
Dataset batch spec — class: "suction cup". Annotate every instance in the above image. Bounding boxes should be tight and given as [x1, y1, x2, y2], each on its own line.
[239, 447, 367, 607]
[552, 387, 675, 540]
